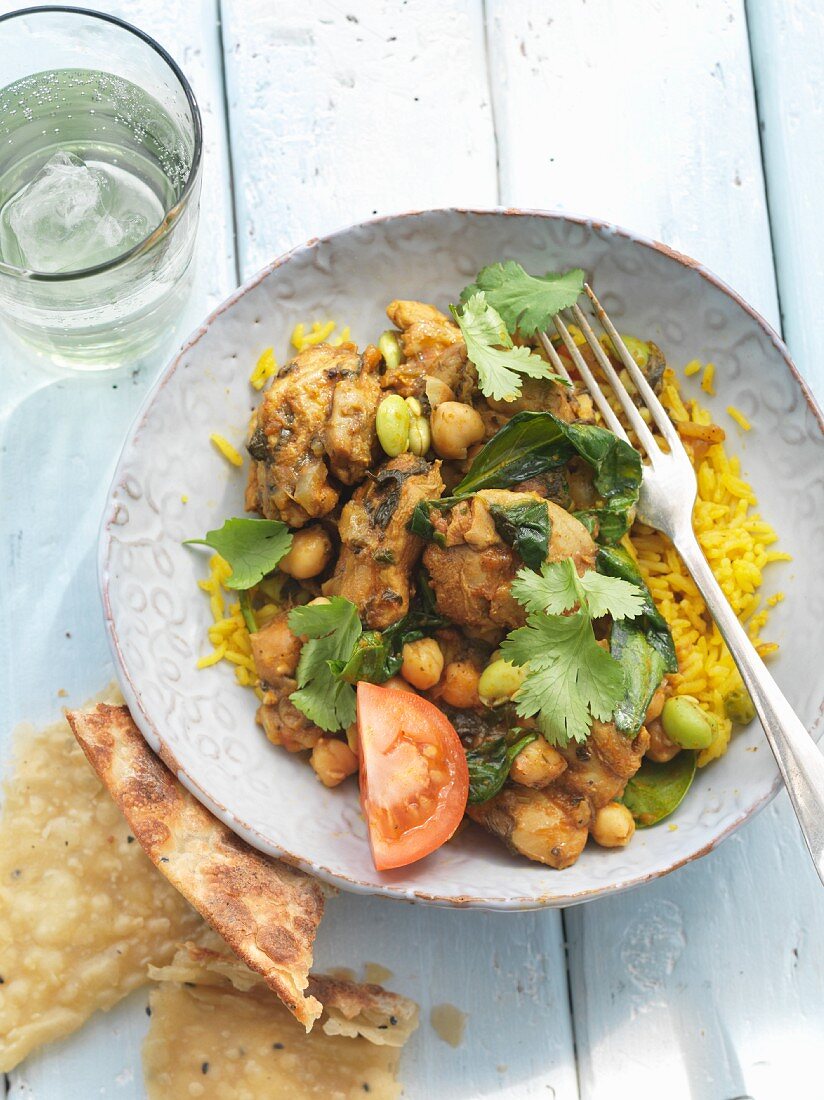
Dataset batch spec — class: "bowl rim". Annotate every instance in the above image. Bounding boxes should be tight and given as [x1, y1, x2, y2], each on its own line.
[99, 205, 824, 910]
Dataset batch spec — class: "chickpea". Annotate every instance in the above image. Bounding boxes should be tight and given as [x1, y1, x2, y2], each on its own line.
[383, 675, 418, 694]
[478, 658, 526, 707]
[424, 375, 455, 408]
[430, 402, 485, 459]
[401, 638, 444, 690]
[279, 526, 333, 579]
[310, 737, 358, 787]
[645, 718, 681, 763]
[590, 802, 636, 848]
[510, 738, 567, 788]
[644, 686, 667, 724]
[440, 660, 481, 708]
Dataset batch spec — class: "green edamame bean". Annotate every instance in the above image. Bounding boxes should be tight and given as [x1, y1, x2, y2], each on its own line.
[661, 696, 713, 749]
[408, 415, 431, 456]
[478, 659, 526, 707]
[378, 330, 402, 371]
[376, 395, 411, 457]
[724, 686, 756, 725]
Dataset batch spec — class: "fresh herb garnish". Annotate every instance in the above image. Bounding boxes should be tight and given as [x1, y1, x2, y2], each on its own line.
[452, 412, 642, 544]
[287, 597, 362, 732]
[609, 625, 667, 736]
[185, 518, 292, 590]
[488, 499, 551, 572]
[596, 546, 677, 670]
[594, 545, 677, 736]
[466, 728, 538, 804]
[621, 752, 696, 827]
[499, 560, 645, 745]
[460, 261, 585, 336]
[450, 293, 566, 402]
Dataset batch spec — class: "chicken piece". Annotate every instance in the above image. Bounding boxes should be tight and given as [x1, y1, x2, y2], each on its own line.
[425, 543, 518, 645]
[557, 720, 650, 810]
[424, 490, 596, 640]
[250, 612, 323, 753]
[483, 376, 574, 423]
[467, 786, 590, 869]
[322, 454, 445, 629]
[382, 300, 476, 402]
[245, 343, 380, 527]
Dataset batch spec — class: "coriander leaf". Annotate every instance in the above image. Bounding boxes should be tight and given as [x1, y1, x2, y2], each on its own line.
[621, 752, 696, 827]
[466, 729, 538, 804]
[461, 261, 585, 336]
[509, 559, 645, 621]
[510, 560, 581, 616]
[578, 570, 646, 621]
[500, 611, 625, 744]
[185, 517, 292, 590]
[451, 293, 561, 402]
[288, 597, 362, 732]
[488, 500, 550, 572]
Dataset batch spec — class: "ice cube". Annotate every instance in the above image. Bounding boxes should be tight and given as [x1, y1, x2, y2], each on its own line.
[0, 151, 163, 274]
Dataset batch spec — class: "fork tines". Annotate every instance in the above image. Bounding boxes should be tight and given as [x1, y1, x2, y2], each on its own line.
[547, 284, 684, 463]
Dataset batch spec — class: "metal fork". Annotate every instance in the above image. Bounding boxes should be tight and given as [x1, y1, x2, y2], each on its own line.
[541, 284, 824, 886]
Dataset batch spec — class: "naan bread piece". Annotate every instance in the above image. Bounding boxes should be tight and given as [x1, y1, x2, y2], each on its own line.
[0, 691, 201, 1072]
[67, 704, 331, 1030]
[143, 983, 403, 1100]
[149, 930, 419, 1048]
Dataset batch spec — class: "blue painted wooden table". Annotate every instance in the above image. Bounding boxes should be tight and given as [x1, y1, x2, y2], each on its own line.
[2, 2, 823, 1096]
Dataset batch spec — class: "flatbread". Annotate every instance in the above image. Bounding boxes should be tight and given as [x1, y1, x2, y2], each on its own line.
[149, 929, 419, 1048]
[67, 704, 331, 1029]
[0, 690, 201, 1072]
[143, 982, 403, 1100]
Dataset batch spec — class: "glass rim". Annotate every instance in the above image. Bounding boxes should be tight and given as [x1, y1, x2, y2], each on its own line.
[0, 4, 203, 282]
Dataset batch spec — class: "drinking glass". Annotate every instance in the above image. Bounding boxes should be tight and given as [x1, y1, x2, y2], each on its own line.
[0, 6, 202, 369]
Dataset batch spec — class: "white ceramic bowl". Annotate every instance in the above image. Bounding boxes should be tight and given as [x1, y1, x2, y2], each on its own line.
[101, 208, 824, 909]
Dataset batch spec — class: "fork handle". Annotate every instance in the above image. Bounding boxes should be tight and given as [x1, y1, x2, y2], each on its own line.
[675, 529, 824, 884]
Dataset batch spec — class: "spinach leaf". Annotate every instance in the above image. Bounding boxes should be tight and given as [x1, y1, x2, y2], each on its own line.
[453, 412, 572, 496]
[596, 546, 677, 672]
[466, 729, 538, 804]
[331, 577, 449, 686]
[610, 622, 667, 735]
[330, 631, 399, 684]
[621, 752, 696, 827]
[452, 412, 642, 543]
[408, 497, 458, 545]
[488, 500, 551, 571]
[185, 517, 292, 590]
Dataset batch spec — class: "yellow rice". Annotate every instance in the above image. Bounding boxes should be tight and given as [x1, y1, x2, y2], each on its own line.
[209, 433, 243, 467]
[196, 331, 788, 769]
[727, 405, 751, 431]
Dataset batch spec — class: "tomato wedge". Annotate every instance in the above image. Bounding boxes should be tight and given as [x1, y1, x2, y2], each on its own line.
[356, 682, 469, 871]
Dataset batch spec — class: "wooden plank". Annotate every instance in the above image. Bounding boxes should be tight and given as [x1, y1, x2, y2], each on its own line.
[1, 2, 236, 1096]
[219, 3, 578, 1096]
[221, 0, 498, 278]
[747, 0, 824, 396]
[487, 0, 778, 324]
[487, 1, 824, 1097]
